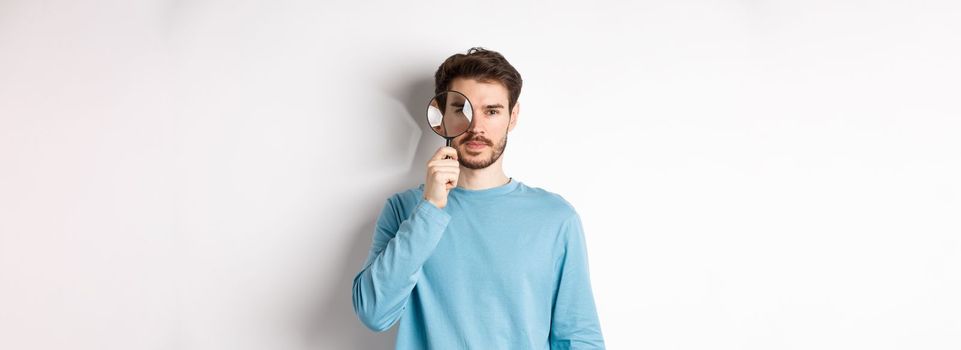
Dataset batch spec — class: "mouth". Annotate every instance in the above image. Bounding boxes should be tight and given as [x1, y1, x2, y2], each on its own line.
[465, 141, 488, 150]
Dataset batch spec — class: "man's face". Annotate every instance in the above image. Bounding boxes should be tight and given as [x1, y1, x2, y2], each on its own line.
[448, 77, 519, 169]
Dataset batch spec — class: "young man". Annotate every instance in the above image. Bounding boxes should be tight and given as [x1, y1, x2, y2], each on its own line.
[352, 47, 605, 349]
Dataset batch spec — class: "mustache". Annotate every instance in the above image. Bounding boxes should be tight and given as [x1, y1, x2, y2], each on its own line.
[460, 136, 492, 146]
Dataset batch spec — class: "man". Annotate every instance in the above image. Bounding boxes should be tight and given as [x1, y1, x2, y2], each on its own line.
[352, 47, 605, 349]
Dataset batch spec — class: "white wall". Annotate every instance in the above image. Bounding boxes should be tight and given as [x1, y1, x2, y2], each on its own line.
[1, 1, 959, 349]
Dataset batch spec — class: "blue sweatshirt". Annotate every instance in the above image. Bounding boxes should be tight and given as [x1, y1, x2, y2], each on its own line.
[352, 178, 605, 349]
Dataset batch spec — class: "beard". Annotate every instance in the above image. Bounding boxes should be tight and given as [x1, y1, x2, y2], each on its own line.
[455, 132, 508, 170]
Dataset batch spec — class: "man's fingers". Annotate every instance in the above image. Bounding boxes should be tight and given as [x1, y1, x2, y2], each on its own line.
[428, 163, 460, 172]
[430, 146, 458, 161]
[430, 169, 459, 179]
[427, 160, 460, 169]
[428, 158, 459, 165]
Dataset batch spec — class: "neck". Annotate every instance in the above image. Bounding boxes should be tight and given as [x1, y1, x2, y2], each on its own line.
[457, 158, 510, 190]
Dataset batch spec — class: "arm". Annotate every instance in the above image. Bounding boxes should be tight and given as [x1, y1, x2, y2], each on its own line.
[351, 197, 451, 332]
[550, 213, 606, 349]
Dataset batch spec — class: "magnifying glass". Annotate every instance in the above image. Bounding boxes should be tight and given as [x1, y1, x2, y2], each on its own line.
[425, 90, 473, 159]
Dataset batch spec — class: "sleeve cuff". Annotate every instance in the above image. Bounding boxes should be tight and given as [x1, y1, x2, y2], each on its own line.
[413, 197, 452, 226]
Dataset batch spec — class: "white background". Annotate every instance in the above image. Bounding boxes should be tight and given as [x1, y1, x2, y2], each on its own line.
[1, 1, 959, 349]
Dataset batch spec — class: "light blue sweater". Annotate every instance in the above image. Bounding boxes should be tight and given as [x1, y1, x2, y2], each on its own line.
[352, 178, 605, 349]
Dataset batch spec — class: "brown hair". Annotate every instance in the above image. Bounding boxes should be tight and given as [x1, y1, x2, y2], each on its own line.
[434, 47, 523, 112]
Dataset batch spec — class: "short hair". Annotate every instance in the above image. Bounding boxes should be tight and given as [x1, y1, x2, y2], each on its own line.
[434, 47, 523, 112]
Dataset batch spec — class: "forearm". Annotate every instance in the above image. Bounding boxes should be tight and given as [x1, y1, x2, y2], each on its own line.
[550, 213, 605, 349]
[351, 199, 450, 331]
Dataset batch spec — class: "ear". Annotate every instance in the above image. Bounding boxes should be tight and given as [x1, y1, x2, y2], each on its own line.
[507, 101, 520, 132]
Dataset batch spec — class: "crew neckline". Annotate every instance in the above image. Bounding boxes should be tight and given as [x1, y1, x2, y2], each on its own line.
[450, 177, 520, 198]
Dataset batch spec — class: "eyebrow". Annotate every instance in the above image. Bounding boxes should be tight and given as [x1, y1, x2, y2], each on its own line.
[452, 102, 504, 109]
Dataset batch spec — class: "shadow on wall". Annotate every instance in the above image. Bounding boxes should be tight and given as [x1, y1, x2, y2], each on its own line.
[301, 76, 439, 349]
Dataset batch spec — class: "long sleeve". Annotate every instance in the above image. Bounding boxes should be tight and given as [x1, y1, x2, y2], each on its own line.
[549, 213, 605, 349]
[351, 196, 451, 332]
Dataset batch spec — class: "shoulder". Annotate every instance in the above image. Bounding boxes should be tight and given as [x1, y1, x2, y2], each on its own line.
[513, 182, 580, 221]
[380, 184, 428, 217]
[518, 184, 590, 257]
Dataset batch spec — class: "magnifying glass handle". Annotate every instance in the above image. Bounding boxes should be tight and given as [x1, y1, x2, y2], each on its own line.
[444, 138, 454, 159]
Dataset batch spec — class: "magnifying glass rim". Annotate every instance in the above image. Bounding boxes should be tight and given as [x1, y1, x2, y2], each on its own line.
[425, 90, 474, 138]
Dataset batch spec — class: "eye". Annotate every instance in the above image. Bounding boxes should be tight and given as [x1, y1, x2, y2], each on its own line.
[486, 109, 499, 116]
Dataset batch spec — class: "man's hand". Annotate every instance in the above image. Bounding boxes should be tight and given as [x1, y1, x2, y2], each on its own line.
[423, 146, 459, 209]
